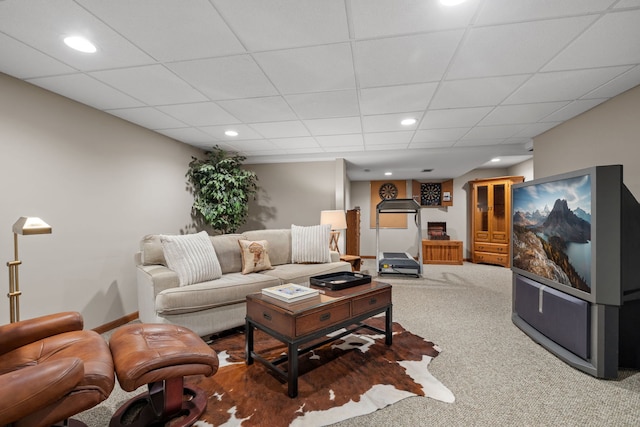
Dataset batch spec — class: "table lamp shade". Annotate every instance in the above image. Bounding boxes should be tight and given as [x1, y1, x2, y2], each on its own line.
[320, 210, 347, 230]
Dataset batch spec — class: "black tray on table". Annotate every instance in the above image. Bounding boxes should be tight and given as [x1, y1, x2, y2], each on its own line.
[309, 271, 372, 290]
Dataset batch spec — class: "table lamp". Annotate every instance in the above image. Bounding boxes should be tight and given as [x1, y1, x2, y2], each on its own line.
[320, 210, 347, 253]
[7, 216, 52, 323]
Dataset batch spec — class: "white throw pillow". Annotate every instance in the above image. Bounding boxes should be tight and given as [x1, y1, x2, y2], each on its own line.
[160, 231, 222, 286]
[291, 224, 331, 264]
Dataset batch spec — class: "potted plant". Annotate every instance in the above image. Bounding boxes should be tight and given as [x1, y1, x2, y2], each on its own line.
[186, 146, 258, 233]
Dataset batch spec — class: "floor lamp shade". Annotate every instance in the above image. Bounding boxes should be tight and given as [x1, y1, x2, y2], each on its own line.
[7, 217, 52, 323]
[320, 210, 347, 253]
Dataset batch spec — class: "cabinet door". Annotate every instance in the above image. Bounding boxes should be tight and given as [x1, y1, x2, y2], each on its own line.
[474, 184, 490, 241]
[490, 182, 508, 243]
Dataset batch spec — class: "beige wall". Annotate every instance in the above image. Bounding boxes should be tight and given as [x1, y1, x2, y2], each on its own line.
[534, 84, 640, 196]
[243, 161, 338, 231]
[0, 73, 202, 328]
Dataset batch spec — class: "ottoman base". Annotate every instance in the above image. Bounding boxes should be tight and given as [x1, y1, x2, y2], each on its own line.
[110, 378, 207, 427]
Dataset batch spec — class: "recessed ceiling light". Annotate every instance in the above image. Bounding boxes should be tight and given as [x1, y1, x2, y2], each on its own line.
[63, 36, 97, 53]
[224, 130, 239, 137]
[440, 0, 468, 6]
[491, 158, 501, 162]
[384, 172, 393, 176]
[401, 118, 417, 126]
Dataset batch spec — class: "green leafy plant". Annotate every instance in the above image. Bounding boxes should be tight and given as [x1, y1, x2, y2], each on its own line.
[186, 146, 258, 233]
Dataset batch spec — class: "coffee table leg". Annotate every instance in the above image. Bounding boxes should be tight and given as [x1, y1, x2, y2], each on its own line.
[287, 342, 299, 398]
[246, 319, 254, 365]
[385, 305, 393, 345]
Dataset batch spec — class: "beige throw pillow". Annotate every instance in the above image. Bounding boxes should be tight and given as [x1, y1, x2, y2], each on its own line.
[238, 239, 274, 274]
[291, 224, 331, 264]
[160, 231, 222, 286]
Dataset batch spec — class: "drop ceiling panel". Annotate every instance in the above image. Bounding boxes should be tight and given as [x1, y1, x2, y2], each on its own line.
[359, 83, 437, 115]
[0, 34, 75, 79]
[475, 0, 617, 25]
[412, 128, 470, 143]
[409, 141, 456, 150]
[447, 17, 596, 79]
[211, 0, 349, 51]
[362, 112, 421, 133]
[77, 0, 245, 61]
[431, 75, 530, 109]
[254, 43, 355, 94]
[285, 90, 360, 119]
[479, 102, 569, 126]
[199, 124, 264, 141]
[220, 140, 278, 153]
[315, 134, 364, 148]
[157, 103, 241, 127]
[364, 131, 413, 146]
[350, 0, 480, 38]
[107, 107, 186, 130]
[354, 31, 464, 88]
[537, 99, 605, 123]
[582, 65, 640, 99]
[28, 74, 144, 110]
[544, 9, 640, 71]
[462, 124, 528, 140]
[157, 128, 216, 145]
[505, 66, 632, 104]
[0, 0, 154, 71]
[513, 122, 563, 138]
[249, 121, 310, 138]
[269, 136, 319, 149]
[216, 96, 297, 122]
[167, 56, 278, 101]
[90, 65, 208, 105]
[304, 117, 362, 135]
[420, 107, 493, 129]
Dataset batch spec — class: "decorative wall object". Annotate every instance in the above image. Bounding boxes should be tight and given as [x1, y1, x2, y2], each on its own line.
[369, 180, 407, 229]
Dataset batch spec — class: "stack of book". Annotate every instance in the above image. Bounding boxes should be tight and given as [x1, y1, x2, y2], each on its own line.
[261, 283, 319, 303]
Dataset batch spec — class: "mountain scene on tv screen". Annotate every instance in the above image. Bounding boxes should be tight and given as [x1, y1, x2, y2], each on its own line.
[512, 175, 591, 293]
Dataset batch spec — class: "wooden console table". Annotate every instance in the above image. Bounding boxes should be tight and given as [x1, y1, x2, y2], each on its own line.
[421, 240, 463, 265]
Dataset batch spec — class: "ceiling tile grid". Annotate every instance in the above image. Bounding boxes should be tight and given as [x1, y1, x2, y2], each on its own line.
[1, 0, 639, 180]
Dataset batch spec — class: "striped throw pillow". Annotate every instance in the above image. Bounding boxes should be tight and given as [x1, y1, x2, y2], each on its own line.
[291, 224, 331, 264]
[161, 231, 222, 286]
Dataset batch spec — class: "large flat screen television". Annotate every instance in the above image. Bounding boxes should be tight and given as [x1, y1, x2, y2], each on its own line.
[511, 165, 640, 307]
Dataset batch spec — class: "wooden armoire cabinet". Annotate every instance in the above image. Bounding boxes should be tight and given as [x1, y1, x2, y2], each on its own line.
[469, 176, 524, 267]
[345, 208, 360, 256]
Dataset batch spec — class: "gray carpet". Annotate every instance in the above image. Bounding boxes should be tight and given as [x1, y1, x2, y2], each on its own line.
[78, 260, 640, 426]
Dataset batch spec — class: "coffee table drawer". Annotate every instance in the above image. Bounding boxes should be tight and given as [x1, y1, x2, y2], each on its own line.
[353, 289, 391, 316]
[296, 301, 350, 337]
[247, 303, 295, 337]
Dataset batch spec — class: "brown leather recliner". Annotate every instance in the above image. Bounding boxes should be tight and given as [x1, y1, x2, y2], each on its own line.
[0, 311, 115, 427]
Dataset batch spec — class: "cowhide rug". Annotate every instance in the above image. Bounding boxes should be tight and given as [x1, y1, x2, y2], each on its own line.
[188, 318, 454, 427]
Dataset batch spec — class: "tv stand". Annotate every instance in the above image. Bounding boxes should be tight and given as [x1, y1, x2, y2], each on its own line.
[513, 274, 640, 378]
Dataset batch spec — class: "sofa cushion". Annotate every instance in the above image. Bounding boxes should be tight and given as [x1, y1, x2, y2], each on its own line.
[155, 273, 281, 315]
[238, 240, 274, 274]
[161, 231, 222, 286]
[243, 229, 292, 266]
[291, 224, 331, 264]
[210, 234, 246, 274]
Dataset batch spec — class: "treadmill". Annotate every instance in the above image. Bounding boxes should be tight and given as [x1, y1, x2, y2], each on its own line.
[376, 198, 423, 277]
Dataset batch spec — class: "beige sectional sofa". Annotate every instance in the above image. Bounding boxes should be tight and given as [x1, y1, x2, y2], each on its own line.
[135, 228, 351, 337]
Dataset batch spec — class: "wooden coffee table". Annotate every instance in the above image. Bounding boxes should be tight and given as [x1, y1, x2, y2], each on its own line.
[245, 281, 392, 397]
